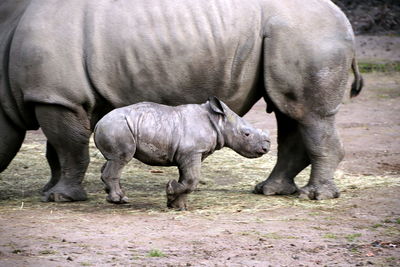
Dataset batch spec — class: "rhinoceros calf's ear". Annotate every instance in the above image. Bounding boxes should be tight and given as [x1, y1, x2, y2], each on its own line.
[208, 96, 225, 116]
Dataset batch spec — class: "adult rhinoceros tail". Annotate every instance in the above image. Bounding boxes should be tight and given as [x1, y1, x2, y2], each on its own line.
[350, 57, 363, 98]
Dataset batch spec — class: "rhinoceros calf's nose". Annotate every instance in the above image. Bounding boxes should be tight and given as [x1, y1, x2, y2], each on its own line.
[262, 141, 270, 152]
[260, 130, 270, 143]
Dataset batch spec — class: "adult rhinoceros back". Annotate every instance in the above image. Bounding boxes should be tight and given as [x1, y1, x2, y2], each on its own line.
[0, 0, 362, 202]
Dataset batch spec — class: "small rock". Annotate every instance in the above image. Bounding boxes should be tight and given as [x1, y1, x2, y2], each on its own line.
[365, 251, 375, 257]
[66, 256, 73, 261]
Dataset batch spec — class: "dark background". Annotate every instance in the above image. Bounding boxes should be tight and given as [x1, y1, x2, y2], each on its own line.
[333, 0, 400, 34]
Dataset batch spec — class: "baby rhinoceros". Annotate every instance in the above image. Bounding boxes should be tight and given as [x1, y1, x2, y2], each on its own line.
[94, 97, 270, 210]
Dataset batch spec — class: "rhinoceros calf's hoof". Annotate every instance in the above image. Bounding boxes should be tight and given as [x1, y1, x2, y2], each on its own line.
[106, 194, 129, 204]
[298, 184, 340, 200]
[167, 194, 188, 211]
[166, 179, 181, 195]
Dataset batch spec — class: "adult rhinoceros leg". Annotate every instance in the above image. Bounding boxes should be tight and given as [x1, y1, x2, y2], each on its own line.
[41, 142, 61, 194]
[296, 115, 343, 200]
[35, 104, 90, 202]
[0, 107, 26, 172]
[256, 30, 349, 200]
[254, 110, 309, 195]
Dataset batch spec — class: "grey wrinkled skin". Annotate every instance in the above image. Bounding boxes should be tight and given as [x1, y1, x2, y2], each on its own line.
[0, 0, 363, 202]
[94, 97, 270, 210]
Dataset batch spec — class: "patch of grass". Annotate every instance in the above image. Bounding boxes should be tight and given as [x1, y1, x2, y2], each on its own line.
[311, 226, 327, 231]
[147, 249, 165, 257]
[396, 218, 400, 224]
[38, 249, 57, 255]
[372, 223, 383, 229]
[79, 262, 92, 266]
[386, 257, 397, 262]
[239, 231, 254, 236]
[384, 226, 400, 237]
[359, 62, 400, 73]
[345, 233, 362, 242]
[238, 230, 296, 239]
[1, 133, 399, 215]
[323, 233, 338, 239]
[350, 247, 359, 253]
[308, 211, 322, 216]
[261, 232, 297, 240]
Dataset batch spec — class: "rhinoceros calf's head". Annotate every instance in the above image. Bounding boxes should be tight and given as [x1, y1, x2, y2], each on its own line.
[208, 97, 270, 158]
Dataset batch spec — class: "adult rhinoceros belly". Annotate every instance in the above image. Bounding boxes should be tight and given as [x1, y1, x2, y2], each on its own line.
[10, 0, 264, 117]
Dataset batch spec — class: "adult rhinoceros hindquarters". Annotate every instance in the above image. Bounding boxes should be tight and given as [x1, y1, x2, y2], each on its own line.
[0, 0, 362, 202]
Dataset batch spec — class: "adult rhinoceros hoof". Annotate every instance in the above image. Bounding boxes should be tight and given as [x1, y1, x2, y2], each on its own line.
[253, 180, 297, 196]
[42, 185, 87, 202]
[298, 184, 340, 200]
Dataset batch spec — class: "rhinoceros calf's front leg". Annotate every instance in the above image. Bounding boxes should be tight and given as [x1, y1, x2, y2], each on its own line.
[166, 155, 201, 210]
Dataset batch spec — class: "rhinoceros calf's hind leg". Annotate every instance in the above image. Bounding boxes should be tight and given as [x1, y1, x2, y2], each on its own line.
[101, 160, 130, 204]
[95, 119, 136, 204]
[0, 108, 26, 172]
[35, 105, 90, 202]
[254, 110, 310, 195]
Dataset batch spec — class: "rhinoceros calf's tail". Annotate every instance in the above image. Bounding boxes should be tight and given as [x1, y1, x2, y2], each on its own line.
[350, 57, 363, 98]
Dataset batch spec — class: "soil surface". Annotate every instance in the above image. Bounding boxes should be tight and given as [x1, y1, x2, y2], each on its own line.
[1, 37, 400, 266]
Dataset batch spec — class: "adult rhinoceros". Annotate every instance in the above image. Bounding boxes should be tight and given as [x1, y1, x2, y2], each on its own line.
[0, 0, 362, 202]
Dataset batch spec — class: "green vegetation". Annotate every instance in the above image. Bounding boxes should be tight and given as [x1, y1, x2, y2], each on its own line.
[38, 250, 57, 255]
[323, 233, 338, 239]
[79, 262, 92, 266]
[147, 249, 165, 257]
[345, 233, 362, 242]
[371, 223, 383, 229]
[349, 247, 359, 253]
[262, 232, 297, 240]
[239, 230, 297, 239]
[384, 226, 400, 237]
[358, 62, 400, 73]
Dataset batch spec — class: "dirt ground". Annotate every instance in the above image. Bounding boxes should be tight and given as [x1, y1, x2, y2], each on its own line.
[0, 36, 399, 267]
